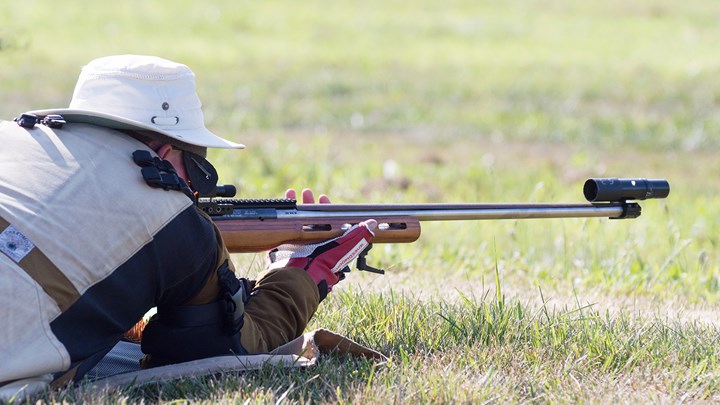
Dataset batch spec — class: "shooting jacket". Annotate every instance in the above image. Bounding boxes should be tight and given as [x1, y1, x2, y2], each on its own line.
[0, 120, 321, 389]
[0, 121, 219, 384]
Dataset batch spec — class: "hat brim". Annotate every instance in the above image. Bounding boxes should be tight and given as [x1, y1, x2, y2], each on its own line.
[27, 108, 245, 149]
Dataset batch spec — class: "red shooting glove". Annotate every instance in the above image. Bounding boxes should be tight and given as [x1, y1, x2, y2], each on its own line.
[268, 220, 377, 294]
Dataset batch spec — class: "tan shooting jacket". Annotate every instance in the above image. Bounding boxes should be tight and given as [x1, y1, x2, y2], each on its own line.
[0, 121, 211, 384]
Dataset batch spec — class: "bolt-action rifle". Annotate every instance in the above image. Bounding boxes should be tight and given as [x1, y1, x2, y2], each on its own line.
[199, 178, 669, 273]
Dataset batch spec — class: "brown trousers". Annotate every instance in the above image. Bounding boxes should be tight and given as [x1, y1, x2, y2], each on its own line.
[239, 266, 320, 353]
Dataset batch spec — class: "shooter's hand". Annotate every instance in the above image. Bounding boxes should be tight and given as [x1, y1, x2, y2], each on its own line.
[268, 219, 378, 298]
[285, 188, 331, 204]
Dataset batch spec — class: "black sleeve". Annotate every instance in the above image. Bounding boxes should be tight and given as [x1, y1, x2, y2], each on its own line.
[153, 206, 219, 307]
[51, 205, 218, 364]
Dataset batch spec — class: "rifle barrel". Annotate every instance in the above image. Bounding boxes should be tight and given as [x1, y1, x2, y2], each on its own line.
[285, 202, 631, 221]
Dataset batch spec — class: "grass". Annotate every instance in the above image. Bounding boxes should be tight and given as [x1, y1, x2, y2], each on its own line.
[32, 288, 720, 403]
[1, 0, 719, 403]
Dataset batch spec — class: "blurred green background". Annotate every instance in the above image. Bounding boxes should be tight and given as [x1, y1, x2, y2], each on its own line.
[2, 0, 718, 150]
[1, 0, 718, 302]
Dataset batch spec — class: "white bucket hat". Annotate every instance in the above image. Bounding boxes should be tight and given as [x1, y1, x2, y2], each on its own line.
[29, 55, 245, 149]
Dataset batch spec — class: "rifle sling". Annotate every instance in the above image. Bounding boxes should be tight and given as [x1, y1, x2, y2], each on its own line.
[0, 216, 79, 312]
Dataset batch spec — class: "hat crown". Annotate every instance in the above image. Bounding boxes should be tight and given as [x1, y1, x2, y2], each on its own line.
[81, 55, 193, 80]
[69, 55, 203, 131]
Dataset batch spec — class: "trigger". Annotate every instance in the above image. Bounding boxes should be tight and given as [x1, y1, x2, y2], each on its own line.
[338, 266, 351, 281]
[356, 244, 385, 275]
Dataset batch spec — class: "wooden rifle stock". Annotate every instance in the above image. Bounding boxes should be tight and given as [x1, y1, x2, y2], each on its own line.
[216, 214, 421, 253]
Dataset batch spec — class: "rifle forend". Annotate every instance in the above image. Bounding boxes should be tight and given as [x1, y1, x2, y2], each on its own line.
[201, 178, 669, 253]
